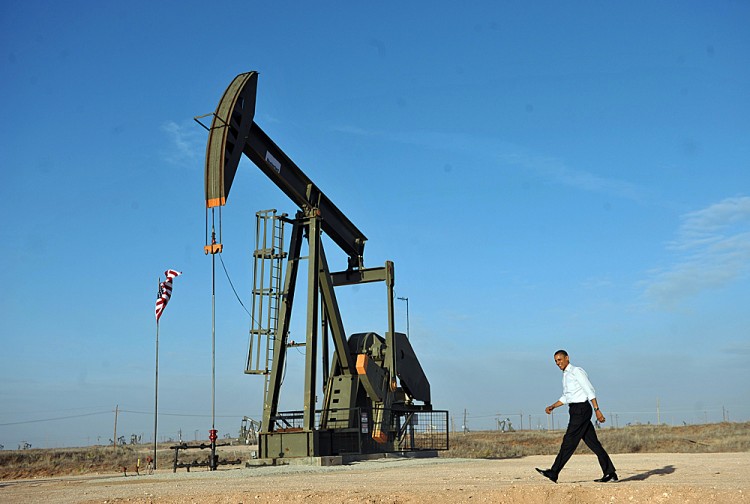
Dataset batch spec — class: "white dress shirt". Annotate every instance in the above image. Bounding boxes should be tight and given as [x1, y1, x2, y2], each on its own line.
[559, 363, 596, 404]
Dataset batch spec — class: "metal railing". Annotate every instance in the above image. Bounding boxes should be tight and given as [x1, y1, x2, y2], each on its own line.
[267, 407, 450, 453]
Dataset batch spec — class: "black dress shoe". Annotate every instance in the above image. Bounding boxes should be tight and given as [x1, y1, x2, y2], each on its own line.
[594, 472, 618, 483]
[535, 467, 558, 483]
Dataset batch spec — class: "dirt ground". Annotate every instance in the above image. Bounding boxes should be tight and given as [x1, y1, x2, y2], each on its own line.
[1, 452, 747, 504]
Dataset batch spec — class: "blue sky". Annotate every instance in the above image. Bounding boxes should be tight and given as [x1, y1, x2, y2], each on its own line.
[1, 1, 749, 448]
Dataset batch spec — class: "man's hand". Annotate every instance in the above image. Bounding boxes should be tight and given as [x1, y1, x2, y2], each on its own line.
[546, 401, 563, 414]
[591, 399, 606, 423]
[595, 409, 606, 423]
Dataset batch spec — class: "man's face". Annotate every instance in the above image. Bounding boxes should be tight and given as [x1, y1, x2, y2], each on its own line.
[554, 353, 569, 371]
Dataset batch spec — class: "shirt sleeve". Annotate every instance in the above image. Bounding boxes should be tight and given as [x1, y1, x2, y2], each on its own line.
[573, 366, 596, 400]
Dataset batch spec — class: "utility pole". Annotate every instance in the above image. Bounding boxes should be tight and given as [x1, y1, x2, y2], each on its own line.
[657, 397, 660, 425]
[113, 405, 119, 450]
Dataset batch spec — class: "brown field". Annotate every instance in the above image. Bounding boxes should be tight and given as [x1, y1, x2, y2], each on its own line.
[447, 421, 750, 459]
[1, 422, 748, 503]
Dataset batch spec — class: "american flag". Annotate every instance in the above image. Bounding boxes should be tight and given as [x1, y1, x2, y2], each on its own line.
[155, 269, 182, 322]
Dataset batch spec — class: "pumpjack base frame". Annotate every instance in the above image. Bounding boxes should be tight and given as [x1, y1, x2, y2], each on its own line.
[246, 450, 440, 467]
[256, 408, 449, 461]
[257, 429, 365, 461]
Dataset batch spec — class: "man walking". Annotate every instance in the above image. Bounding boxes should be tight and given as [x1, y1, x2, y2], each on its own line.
[535, 350, 617, 483]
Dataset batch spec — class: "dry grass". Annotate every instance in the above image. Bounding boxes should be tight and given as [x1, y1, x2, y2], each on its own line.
[443, 421, 750, 459]
[0, 445, 146, 480]
[1, 422, 748, 479]
[0, 443, 251, 480]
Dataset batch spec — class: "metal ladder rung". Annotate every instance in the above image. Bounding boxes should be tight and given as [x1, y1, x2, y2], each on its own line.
[246, 209, 286, 402]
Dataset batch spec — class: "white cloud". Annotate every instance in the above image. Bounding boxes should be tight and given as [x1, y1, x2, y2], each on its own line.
[645, 196, 750, 307]
[331, 125, 649, 203]
[721, 342, 750, 356]
[330, 124, 378, 137]
[498, 151, 647, 202]
[161, 120, 204, 166]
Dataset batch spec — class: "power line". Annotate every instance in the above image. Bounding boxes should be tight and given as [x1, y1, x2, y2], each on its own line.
[0, 409, 260, 427]
[119, 409, 255, 419]
[0, 406, 112, 417]
[0, 411, 111, 426]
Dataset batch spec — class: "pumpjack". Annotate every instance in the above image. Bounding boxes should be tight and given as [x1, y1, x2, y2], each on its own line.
[199, 72, 447, 461]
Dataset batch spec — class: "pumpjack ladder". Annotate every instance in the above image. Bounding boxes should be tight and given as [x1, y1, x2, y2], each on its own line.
[246, 209, 288, 404]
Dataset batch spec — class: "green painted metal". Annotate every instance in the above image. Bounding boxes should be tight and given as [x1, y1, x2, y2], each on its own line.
[318, 246, 355, 375]
[201, 72, 446, 461]
[204, 72, 257, 208]
[302, 214, 320, 432]
[260, 217, 304, 433]
[202, 71, 366, 267]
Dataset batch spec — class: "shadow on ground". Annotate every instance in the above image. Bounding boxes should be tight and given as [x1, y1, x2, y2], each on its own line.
[619, 465, 676, 482]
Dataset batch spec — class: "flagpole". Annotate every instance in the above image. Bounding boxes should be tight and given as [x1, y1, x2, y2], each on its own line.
[152, 270, 180, 472]
[153, 316, 159, 471]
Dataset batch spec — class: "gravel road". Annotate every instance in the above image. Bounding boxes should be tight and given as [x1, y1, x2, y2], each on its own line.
[1, 452, 747, 503]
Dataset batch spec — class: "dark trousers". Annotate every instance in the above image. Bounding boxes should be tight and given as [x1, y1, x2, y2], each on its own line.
[550, 402, 615, 477]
